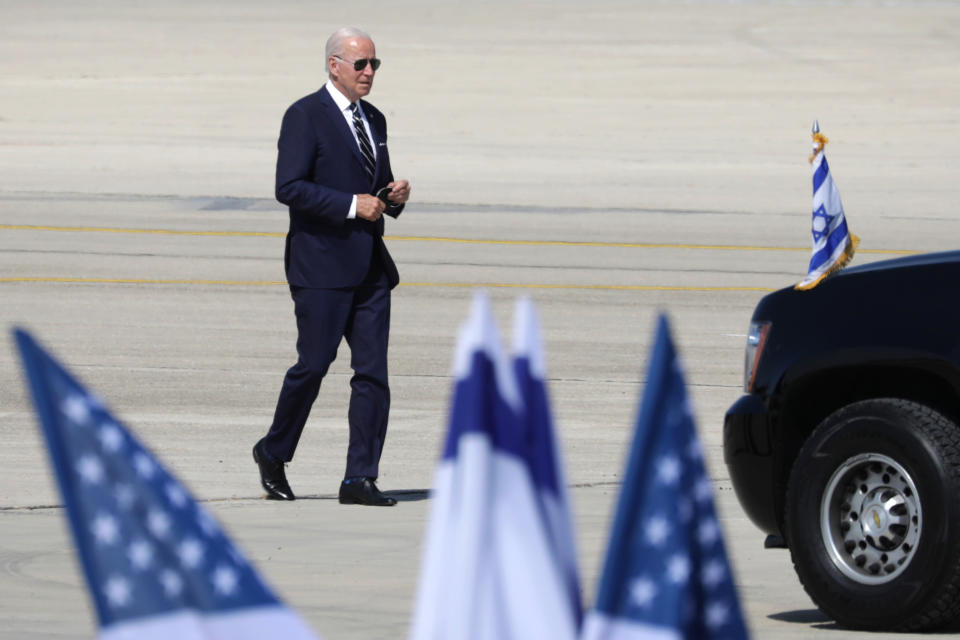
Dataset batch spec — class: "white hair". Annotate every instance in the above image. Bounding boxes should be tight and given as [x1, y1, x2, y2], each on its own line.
[325, 27, 373, 73]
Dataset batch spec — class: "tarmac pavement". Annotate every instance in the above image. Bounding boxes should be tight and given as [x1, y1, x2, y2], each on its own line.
[2, 1, 960, 638]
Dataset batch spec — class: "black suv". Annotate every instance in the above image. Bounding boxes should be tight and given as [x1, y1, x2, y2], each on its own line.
[724, 250, 960, 631]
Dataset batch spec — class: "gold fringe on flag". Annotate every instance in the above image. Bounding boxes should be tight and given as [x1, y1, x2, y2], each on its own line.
[794, 233, 859, 290]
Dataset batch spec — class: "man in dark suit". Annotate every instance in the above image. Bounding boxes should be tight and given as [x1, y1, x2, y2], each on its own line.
[253, 27, 410, 506]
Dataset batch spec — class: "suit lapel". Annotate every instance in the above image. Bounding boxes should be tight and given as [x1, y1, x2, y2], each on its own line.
[318, 88, 370, 176]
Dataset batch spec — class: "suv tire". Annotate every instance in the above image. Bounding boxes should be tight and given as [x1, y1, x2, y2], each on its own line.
[785, 398, 960, 630]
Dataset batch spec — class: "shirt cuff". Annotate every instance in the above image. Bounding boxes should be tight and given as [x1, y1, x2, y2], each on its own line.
[347, 195, 357, 219]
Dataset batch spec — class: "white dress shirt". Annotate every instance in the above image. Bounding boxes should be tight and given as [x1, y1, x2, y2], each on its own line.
[324, 82, 377, 220]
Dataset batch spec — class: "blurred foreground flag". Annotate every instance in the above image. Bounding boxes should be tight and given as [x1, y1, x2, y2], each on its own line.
[796, 120, 859, 290]
[409, 293, 578, 640]
[581, 316, 749, 640]
[13, 329, 319, 640]
[512, 297, 583, 624]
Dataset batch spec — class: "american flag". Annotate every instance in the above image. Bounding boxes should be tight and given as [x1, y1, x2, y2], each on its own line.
[581, 315, 749, 640]
[13, 328, 318, 639]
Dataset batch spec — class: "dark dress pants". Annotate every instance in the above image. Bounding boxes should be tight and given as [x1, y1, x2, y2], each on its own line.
[263, 270, 391, 479]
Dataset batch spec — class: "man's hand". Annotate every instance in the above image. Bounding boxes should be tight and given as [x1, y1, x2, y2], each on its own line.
[356, 194, 386, 221]
[386, 180, 411, 205]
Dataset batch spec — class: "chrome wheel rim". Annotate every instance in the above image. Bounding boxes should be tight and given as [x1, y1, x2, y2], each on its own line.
[820, 453, 922, 585]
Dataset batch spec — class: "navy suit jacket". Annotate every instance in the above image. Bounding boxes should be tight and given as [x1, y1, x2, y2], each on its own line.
[275, 87, 403, 289]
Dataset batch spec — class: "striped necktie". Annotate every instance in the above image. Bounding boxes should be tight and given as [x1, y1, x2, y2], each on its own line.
[349, 102, 375, 180]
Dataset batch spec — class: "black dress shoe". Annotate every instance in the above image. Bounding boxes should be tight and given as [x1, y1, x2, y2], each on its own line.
[253, 440, 295, 501]
[338, 477, 397, 506]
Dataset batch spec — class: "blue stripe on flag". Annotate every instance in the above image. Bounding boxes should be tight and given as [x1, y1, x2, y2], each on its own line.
[513, 356, 561, 497]
[807, 216, 850, 271]
[443, 350, 525, 461]
[511, 297, 583, 627]
[812, 155, 830, 193]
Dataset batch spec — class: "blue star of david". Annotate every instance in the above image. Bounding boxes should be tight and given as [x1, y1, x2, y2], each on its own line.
[811, 204, 835, 243]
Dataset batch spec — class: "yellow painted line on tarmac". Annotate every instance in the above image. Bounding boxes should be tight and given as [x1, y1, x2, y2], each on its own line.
[389, 235, 914, 255]
[0, 277, 286, 286]
[0, 224, 280, 238]
[0, 224, 916, 255]
[402, 282, 776, 292]
[0, 276, 774, 292]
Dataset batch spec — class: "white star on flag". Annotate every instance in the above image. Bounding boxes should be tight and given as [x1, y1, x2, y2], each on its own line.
[76, 455, 105, 484]
[127, 539, 154, 570]
[630, 577, 657, 608]
[666, 554, 691, 585]
[104, 576, 132, 608]
[165, 482, 188, 508]
[147, 508, 172, 539]
[133, 452, 156, 479]
[213, 565, 239, 595]
[698, 518, 720, 547]
[159, 569, 184, 598]
[178, 537, 205, 569]
[91, 513, 120, 545]
[98, 422, 124, 452]
[706, 602, 731, 629]
[702, 560, 727, 589]
[645, 515, 671, 547]
[62, 394, 91, 424]
[656, 456, 682, 485]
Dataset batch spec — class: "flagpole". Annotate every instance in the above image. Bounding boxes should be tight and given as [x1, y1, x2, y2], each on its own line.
[809, 119, 827, 163]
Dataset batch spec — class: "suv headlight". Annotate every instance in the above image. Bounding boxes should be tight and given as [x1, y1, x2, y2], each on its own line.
[744, 321, 771, 392]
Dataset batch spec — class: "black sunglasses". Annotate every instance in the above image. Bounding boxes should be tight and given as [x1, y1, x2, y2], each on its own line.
[334, 55, 381, 71]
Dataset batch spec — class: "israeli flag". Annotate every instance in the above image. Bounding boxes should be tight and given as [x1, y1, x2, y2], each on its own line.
[409, 292, 578, 640]
[13, 329, 319, 640]
[512, 297, 583, 625]
[796, 121, 858, 290]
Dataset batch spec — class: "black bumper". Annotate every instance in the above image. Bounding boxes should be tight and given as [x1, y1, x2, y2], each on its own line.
[723, 394, 782, 537]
